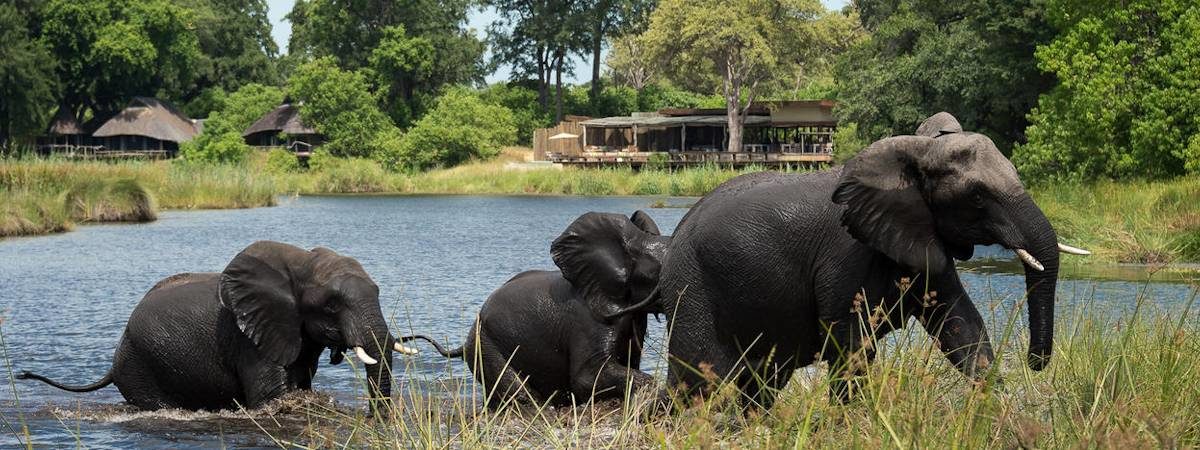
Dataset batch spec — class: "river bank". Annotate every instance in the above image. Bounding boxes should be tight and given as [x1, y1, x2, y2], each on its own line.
[2, 150, 1199, 267]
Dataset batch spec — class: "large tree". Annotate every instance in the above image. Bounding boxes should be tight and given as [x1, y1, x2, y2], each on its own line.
[581, 0, 656, 101]
[39, 0, 200, 119]
[287, 0, 485, 125]
[641, 0, 825, 153]
[487, 0, 589, 121]
[1013, 0, 1200, 180]
[0, 3, 57, 149]
[835, 0, 1055, 152]
[173, 0, 280, 109]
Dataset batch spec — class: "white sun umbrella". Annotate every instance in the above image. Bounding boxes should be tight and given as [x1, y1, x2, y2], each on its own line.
[549, 132, 579, 140]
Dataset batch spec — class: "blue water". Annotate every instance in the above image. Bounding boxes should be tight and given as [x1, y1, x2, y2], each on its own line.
[0, 195, 1195, 448]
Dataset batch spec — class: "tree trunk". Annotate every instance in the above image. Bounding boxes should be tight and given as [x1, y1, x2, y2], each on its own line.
[724, 70, 742, 153]
[555, 49, 565, 122]
[590, 19, 604, 102]
[537, 44, 548, 110]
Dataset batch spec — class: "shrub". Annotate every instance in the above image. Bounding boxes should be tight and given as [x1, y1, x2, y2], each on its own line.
[289, 57, 400, 160]
[397, 87, 517, 170]
[179, 131, 251, 164]
[264, 148, 300, 174]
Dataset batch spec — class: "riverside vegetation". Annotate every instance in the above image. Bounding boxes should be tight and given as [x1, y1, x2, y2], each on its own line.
[3, 149, 1200, 265]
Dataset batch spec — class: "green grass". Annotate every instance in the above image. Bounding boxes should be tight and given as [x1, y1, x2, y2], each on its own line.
[1031, 178, 1200, 264]
[231, 288, 1200, 448]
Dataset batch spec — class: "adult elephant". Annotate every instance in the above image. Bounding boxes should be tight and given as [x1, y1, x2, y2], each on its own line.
[18, 241, 416, 412]
[657, 113, 1089, 408]
[403, 211, 668, 407]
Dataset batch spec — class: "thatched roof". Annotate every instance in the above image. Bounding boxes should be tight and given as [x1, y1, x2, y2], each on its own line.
[46, 107, 85, 135]
[242, 104, 318, 137]
[92, 97, 200, 143]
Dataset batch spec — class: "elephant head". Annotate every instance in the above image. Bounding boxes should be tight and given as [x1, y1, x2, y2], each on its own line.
[832, 112, 1085, 371]
[551, 211, 670, 321]
[219, 241, 400, 409]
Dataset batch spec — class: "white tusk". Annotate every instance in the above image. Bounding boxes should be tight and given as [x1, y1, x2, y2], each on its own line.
[353, 346, 378, 365]
[1058, 243, 1092, 255]
[1015, 249, 1045, 271]
[394, 342, 419, 355]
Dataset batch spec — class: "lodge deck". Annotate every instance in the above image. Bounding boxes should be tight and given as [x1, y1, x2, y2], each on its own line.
[549, 149, 832, 168]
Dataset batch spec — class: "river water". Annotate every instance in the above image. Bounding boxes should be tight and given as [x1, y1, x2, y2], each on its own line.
[0, 195, 1195, 448]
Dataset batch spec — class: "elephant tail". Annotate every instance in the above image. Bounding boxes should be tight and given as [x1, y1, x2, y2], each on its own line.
[400, 335, 463, 358]
[16, 370, 113, 393]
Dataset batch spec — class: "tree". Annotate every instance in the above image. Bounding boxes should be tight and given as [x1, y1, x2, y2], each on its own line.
[835, 0, 1055, 152]
[367, 25, 435, 128]
[642, 0, 824, 153]
[287, 0, 485, 126]
[287, 57, 399, 160]
[172, 0, 280, 113]
[0, 3, 57, 149]
[606, 34, 656, 90]
[1013, 0, 1200, 180]
[397, 87, 517, 169]
[40, 0, 200, 119]
[487, 0, 588, 121]
[180, 83, 284, 163]
[582, 0, 657, 101]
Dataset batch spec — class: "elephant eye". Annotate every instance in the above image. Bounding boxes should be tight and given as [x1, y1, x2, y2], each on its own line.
[972, 193, 985, 209]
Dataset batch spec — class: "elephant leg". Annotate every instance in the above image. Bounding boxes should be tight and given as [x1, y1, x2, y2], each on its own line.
[822, 319, 867, 403]
[482, 362, 544, 408]
[739, 351, 798, 410]
[919, 276, 995, 381]
[238, 363, 291, 409]
[664, 304, 743, 403]
[571, 358, 654, 402]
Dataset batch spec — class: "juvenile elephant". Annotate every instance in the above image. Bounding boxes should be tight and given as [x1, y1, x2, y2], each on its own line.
[18, 241, 416, 411]
[403, 211, 668, 407]
[656, 113, 1089, 408]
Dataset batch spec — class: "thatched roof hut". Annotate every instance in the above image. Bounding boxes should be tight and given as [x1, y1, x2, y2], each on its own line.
[46, 107, 85, 136]
[92, 97, 200, 144]
[242, 103, 324, 153]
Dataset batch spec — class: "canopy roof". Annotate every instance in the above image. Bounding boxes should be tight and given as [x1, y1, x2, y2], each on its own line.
[580, 115, 772, 128]
[92, 97, 199, 143]
[242, 104, 318, 137]
[46, 107, 85, 135]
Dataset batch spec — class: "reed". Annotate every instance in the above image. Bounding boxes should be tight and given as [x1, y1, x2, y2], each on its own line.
[221, 285, 1200, 448]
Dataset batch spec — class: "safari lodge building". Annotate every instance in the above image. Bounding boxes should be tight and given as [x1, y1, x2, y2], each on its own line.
[540, 100, 837, 169]
[241, 102, 325, 158]
[38, 97, 201, 159]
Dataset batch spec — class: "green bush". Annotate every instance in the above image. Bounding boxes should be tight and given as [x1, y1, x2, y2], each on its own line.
[832, 122, 868, 163]
[397, 87, 517, 170]
[478, 83, 552, 145]
[289, 57, 400, 160]
[264, 148, 300, 174]
[181, 83, 284, 164]
[180, 131, 251, 164]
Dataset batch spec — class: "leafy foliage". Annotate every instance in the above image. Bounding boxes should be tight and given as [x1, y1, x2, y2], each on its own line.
[478, 83, 553, 145]
[40, 0, 201, 115]
[367, 25, 436, 128]
[173, 0, 280, 102]
[264, 147, 301, 173]
[180, 83, 283, 163]
[287, 57, 400, 160]
[0, 3, 58, 148]
[1013, 0, 1200, 180]
[835, 0, 1053, 152]
[397, 88, 517, 169]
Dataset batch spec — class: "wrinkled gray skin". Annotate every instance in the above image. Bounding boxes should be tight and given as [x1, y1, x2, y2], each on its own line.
[404, 211, 669, 407]
[658, 113, 1062, 408]
[18, 241, 397, 412]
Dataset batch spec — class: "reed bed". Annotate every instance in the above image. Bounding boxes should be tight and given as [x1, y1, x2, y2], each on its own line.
[236, 289, 1200, 449]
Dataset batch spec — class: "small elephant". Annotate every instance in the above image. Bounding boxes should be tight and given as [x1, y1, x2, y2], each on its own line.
[18, 241, 416, 411]
[403, 211, 669, 407]
[656, 113, 1089, 408]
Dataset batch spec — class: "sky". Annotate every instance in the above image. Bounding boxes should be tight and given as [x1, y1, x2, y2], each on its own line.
[265, 0, 850, 84]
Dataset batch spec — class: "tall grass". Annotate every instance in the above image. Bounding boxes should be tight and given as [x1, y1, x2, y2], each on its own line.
[239, 289, 1200, 448]
[1032, 178, 1200, 263]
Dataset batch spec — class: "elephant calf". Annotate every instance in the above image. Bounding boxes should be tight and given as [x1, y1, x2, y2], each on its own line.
[404, 211, 668, 407]
[18, 241, 416, 411]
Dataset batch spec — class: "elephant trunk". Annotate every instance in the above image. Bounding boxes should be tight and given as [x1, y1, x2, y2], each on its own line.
[1010, 193, 1060, 371]
[344, 312, 394, 415]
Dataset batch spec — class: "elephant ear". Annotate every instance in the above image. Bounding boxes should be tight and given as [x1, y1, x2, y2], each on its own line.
[220, 241, 305, 365]
[551, 212, 638, 320]
[915, 112, 963, 137]
[630, 210, 661, 236]
[833, 135, 952, 275]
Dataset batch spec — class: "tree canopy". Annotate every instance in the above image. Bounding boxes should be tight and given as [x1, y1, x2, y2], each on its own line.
[1014, 0, 1200, 180]
[0, 3, 57, 149]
